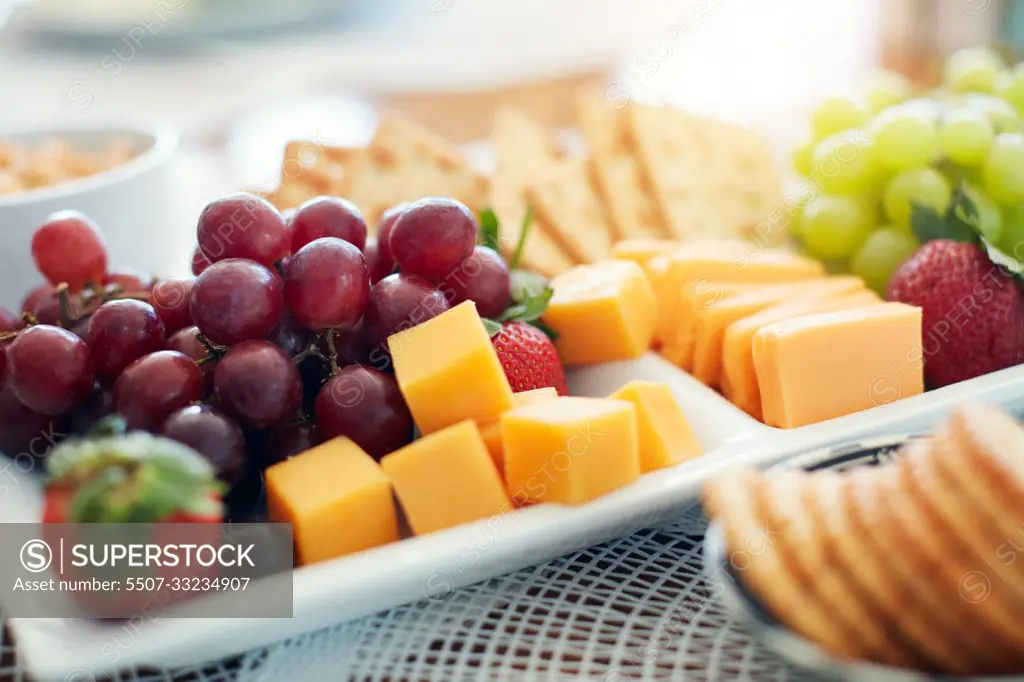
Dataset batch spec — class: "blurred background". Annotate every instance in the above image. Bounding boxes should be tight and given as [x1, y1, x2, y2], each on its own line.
[0, 0, 1013, 214]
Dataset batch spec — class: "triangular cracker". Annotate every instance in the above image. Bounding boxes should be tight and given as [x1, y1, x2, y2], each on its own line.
[576, 93, 666, 241]
[276, 141, 361, 210]
[527, 158, 614, 264]
[489, 108, 575, 277]
[628, 104, 782, 240]
[338, 116, 489, 229]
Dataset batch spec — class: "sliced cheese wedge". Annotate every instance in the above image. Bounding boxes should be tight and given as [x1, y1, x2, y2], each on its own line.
[752, 303, 923, 429]
[691, 276, 867, 388]
[721, 288, 881, 420]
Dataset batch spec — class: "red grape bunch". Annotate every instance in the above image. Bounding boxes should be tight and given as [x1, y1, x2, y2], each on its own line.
[0, 191, 523, 519]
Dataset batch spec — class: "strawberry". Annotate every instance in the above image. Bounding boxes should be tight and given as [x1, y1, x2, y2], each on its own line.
[42, 424, 223, 615]
[887, 239, 1024, 388]
[490, 320, 568, 395]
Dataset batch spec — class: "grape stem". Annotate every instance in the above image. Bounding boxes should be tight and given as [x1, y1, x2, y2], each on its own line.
[0, 331, 18, 343]
[194, 332, 226, 359]
[323, 330, 341, 376]
[290, 339, 327, 366]
[20, 312, 37, 326]
[55, 283, 75, 328]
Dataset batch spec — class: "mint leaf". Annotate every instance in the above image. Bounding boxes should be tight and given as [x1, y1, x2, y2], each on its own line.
[482, 318, 503, 338]
[499, 286, 552, 323]
[508, 206, 534, 270]
[910, 202, 950, 244]
[478, 209, 502, 253]
[509, 269, 549, 303]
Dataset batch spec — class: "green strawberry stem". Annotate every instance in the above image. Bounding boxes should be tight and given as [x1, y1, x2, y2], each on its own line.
[508, 206, 534, 270]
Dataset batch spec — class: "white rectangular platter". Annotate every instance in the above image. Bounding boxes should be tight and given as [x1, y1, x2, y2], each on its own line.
[7, 353, 1024, 681]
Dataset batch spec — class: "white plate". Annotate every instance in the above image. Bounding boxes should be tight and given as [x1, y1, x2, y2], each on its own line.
[8, 355, 1024, 680]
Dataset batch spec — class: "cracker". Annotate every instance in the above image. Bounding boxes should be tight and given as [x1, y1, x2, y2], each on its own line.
[339, 116, 489, 229]
[702, 470, 851, 658]
[575, 93, 666, 241]
[759, 471, 882, 663]
[882, 449, 1024, 671]
[527, 158, 614, 264]
[489, 108, 575, 277]
[627, 104, 782, 240]
[276, 141, 361, 210]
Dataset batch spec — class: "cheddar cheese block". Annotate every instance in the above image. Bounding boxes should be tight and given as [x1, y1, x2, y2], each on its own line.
[721, 289, 881, 420]
[389, 301, 514, 434]
[752, 303, 923, 429]
[381, 420, 509, 535]
[502, 397, 640, 505]
[544, 260, 658, 366]
[479, 387, 559, 475]
[611, 239, 683, 270]
[609, 381, 702, 471]
[691, 276, 867, 388]
[660, 248, 826, 372]
[266, 437, 399, 565]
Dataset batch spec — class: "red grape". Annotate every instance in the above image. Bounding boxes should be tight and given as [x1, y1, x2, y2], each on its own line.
[440, 245, 510, 318]
[262, 421, 321, 467]
[290, 196, 368, 252]
[389, 198, 478, 281]
[0, 345, 6, 385]
[283, 238, 369, 332]
[7, 325, 94, 415]
[31, 211, 108, 291]
[21, 285, 51, 317]
[266, 313, 311, 357]
[149, 277, 195, 335]
[105, 267, 152, 292]
[67, 387, 114, 436]
[190, 259, 283, 345]
[191, 246, 211, 276]
[363, 239, 391, 284]
[0, 307, 22, 334]
[70, 315, 92, 341]
[166, 326, 213, 391]
[376, 203, 406, 267]
[0, 381, 63, 458]
[113, 350, 204, 431]
[88, 300, 165, 380]
[321, 322, 370, 366]
[213, 340, 301, 429]
[31, 289, 64, 326]
[196, 193, 289, 268]
[161, 404, 245, 485]
[314, 365, 413, 459]
[364, 273, 449, 351]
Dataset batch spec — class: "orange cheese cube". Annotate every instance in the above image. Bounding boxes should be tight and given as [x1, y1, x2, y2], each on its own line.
[502, 397, 640, 505]
[691, 276, 865, 387]
[663, 249, 826, 372]
[752, 303, 923, 429]
[543, 260, 657, 365]
[380, 420, 509, 535]
[722, 289, 881, 420]
[479, 387, 559, 474]
[609, 381, 702, 471]
[389, 301, 514, 434]
[611, 239, 682, 269]
[266, 437, 399, 565]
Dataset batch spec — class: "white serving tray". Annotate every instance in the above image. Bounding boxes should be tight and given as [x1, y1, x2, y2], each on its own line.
[7, 354, 1024, 681]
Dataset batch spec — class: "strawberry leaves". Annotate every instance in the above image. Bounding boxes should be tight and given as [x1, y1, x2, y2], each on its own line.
[477, 208, 502, 254]
[508, 206, 534, 270]
[910, 186, 979, 245]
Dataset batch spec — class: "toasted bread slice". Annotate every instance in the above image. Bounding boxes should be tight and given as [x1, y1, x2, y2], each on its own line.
[275, 141, 361, 210]
[528, 158, 614, 264]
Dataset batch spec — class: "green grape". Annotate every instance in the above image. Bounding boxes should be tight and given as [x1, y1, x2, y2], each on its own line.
[982, 133, 1024, 204]
[811, 96, 865, 140]
[792, 137, 815, 176]
[943, 46, 1004, 94]
[998, 203, 1024, 259]
[799, 195, 875, 260]
[962, 185, 1002, 243]
[810, 130, 877, 194]
[938, 108, 995, 166]
[870, 105, 938, 171]
[850, 227, 919, 295]
[865, 70, 912, 115]
[963, 93, 1022, 133]
[883, 168, 952, 230]
[997, 63, 1024, 115]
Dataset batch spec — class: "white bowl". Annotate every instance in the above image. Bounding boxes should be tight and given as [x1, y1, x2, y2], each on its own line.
[0, 121, 180, 312]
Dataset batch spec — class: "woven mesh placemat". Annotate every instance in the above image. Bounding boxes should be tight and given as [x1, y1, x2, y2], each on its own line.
[2, 504, 812, 681]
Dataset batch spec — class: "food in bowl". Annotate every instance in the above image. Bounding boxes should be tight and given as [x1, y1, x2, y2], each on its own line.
[0, 137, 137, 196]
